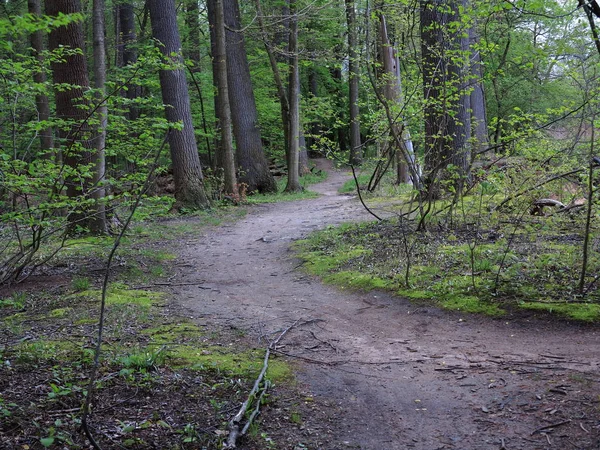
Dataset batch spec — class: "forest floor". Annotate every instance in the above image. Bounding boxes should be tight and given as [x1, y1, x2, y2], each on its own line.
[2, 159, 600, 450]
[171, 158, 600, 450]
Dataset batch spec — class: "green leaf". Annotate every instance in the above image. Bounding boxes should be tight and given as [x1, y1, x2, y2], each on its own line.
[40, 437, 55, 447]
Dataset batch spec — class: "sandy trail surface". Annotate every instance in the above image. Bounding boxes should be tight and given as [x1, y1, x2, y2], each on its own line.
[170, 160, 600, 449]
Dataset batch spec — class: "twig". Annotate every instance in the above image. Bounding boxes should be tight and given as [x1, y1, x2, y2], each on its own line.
[531, 419, 571, 435]
[223, 319, 300, 449]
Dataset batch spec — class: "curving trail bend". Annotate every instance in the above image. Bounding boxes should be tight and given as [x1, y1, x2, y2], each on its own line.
[170, 160, 600, 450]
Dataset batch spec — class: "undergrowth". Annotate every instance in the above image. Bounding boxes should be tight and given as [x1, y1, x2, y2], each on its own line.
[0, 207, 293, 449]
[294, 182, 600, 322]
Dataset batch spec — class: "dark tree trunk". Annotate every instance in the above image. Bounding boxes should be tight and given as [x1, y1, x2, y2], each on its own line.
[148, 0, 210, 209]
[345, 0, 362, 165]
[331, 67, 348, 154]
[210, 0, 238, 197]
[224, 0, 277, 193]
[28, 0, 53, 154]
[420, 0, 471, 196]
[46, 0, 93, 226]
[118, 1, 140, 122]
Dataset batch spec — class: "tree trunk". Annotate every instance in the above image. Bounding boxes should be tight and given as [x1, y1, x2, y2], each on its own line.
[285, 0, 302, 192]
[224, 0, 277, 193]
[185, 0, 213, 167]
[420, 0, 471, 196]
[46, 0, 93, 227]
[469, 26, 488, 155]
[28, 0, 54, 155]
[377, 11, 416, 185]
[148, 0, 210, 209]
[91, 0, 108, 234]
[345, 0, 362, 165]
[211, 0, 239, 198]
[207, 0, 224, 170]
[118, 2, 140, 121]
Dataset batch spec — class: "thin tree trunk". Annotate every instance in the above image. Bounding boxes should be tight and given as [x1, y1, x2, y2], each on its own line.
[224, 0, 277, 193]
[148, 0, 210, 209]
[211, 0, 238, 197]
[91, 0, 108, 234]
[285, 0, 302, 192]
[345, 0, 362, 165]
[207, 0, 224, 170]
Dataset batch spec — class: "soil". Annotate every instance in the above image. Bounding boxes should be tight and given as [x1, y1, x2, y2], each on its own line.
[171, 159, 600, 450]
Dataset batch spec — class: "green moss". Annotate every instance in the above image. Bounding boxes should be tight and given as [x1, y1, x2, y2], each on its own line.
[166, 345, 292, 381]
[142, 322, 205, 343]
[520, 301, 600, 321]
[74, 284, 163, 308]
[440, 294, 504, 315]
[14, 339, 92, 364]
[49, 307, 72, 318]
[324, 271, 391, 290]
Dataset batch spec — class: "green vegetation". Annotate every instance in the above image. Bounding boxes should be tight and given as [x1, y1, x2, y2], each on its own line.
[294, 186, 600, 321]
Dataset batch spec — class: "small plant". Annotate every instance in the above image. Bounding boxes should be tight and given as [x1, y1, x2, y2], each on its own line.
[71, 276, 91, 292]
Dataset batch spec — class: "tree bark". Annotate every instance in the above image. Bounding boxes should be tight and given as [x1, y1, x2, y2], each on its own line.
[91, 0, 108, 233]
[345, 0, 362, 165]
[28, 0, 53, 155]
[211, 0, 239, 198]
[148, 0, 210, 209]
[469, 25, 489, 154]
[117, 1, 140, 122]
[377, 11, 416, 185]
[420, 0, 471, 196]
[46, 0, 93, 227]
[224, 0, 277, 193]
[285, 0, 302, 192]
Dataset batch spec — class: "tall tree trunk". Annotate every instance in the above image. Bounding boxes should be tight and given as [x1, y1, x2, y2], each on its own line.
[148, 0, 210, 209]
[91, 0, 108, 234]
[420, 0, 471, 196]
[185, 0, 213, 167]
[253, 0, 290, 166]
[211, 0, 238, 197]
[224, 0, 277, 193]
[469, 26, 488, 155]
[331, 66, 348, 154]
[46, 0, 93, 227]
[118, 2, 140, 122]
[28, 0, 54, 155]
[377, 11, 417, 185]
[285, 0, 302, 192]
[345, 0, 362, 165]
[207, 0, 224, 170]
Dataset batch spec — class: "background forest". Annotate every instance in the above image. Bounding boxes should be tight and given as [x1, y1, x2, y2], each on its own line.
[1, 0, 600, 289]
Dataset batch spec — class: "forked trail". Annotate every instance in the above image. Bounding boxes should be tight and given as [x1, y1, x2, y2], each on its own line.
[171, 159, 600, 449]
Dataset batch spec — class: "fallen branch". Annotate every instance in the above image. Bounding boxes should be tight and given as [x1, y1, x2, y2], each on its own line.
[223, 319, 300, 449]
[531, 419, 571, 435]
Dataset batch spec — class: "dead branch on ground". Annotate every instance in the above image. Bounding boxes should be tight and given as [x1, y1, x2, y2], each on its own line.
[223, 319, 300, 449]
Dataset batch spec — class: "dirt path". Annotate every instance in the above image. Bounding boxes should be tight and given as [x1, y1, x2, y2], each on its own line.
[171, 160, 600, 450]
